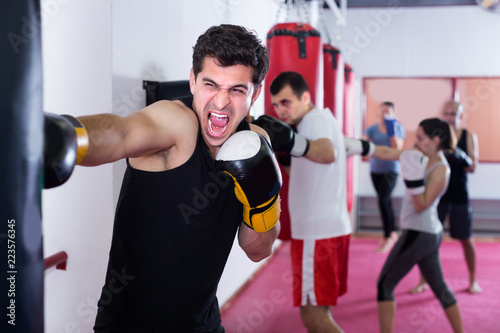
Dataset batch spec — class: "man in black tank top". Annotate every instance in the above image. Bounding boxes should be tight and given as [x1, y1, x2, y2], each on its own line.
[439, 100, 482, 294]
[57, 25, 281, 332]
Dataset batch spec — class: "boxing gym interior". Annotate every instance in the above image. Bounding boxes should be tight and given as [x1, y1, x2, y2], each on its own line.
[2, 0, 500, 332]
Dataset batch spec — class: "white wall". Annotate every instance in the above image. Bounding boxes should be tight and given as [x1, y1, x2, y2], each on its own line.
[41, 1, 500, 332]
[42, 1, 113, 332]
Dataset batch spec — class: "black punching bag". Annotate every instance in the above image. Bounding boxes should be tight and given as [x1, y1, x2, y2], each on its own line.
[0, 1, 44, 332]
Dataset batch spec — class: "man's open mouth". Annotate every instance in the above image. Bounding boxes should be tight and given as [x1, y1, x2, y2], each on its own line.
[208, 112, 229, 137]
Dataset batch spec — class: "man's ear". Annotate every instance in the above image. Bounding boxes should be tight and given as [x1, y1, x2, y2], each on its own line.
[251, 85, 262, 105]
[189, 68, 196, 95]
[301, 90, 311, 105]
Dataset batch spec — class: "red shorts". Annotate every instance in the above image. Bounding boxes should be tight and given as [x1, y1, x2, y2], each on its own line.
[291, 235, 350, 307]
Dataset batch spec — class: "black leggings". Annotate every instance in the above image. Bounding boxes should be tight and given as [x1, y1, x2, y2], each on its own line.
[371, 172, 398, 238]
[377, 229, 457, 309]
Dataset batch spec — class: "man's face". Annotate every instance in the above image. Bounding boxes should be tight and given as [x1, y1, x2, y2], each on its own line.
[441, 103, 460, 128]
[190, 57, 260, 154]
[271, 85, 309, 126]
[380, 104, 394, 119]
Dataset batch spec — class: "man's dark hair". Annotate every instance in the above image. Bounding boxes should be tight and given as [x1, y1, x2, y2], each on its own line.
[419, 118, 455, 150]
[270, 71, 309, 99]
[192, 24, 269, 88]
[381, 101, 395, 109]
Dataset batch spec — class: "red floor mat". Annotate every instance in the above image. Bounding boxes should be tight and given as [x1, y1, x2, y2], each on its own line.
[221, 237, 500, 333]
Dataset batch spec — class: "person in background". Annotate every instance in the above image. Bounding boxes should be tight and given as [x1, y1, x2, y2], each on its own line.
[410, 100, 481, 294]
[363, 101, 406, 252]
[347, 118, 464, 333]
[254, 71, 351, 333]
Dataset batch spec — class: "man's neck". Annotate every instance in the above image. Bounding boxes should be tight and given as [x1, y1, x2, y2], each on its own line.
[296, 104, 315, 125]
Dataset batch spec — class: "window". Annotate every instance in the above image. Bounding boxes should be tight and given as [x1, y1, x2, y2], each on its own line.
[363, 77, 500, 162]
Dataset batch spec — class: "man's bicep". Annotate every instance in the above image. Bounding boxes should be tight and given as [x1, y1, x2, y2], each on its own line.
[124, 101, 196, 157]
[314, 137, 335, 153]
[468, 131, 479, 157]
[465, 131, 479, 173]
[77, 113, 129, 165]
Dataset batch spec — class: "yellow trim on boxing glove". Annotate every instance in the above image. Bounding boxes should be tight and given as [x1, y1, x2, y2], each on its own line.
[62, 115, 89, 165]
[224, 172, 281, 233]
[74, 126, 89, 165]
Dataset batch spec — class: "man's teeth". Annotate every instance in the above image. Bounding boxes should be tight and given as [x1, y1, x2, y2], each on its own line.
[211, 113, 228, 121]
[209, 113, 228, 128]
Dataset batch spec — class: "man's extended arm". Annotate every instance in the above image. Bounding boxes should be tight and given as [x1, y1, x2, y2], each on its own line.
[77, 100, 193, 166]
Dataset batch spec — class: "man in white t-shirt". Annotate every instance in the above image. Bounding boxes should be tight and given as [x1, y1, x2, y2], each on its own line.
[254, 71, 351, 333]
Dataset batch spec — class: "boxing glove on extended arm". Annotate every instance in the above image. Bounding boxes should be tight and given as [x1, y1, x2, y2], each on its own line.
[344, 137, 375, 157]
[215, 131, 282, 232]
[400, 150, 429, 196]
[43, 112, 89, 189]
[253, 115, 309, 157]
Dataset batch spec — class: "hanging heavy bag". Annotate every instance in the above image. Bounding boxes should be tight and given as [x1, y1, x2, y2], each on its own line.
[343, 63, 356, 213]
[264, 22, 322, 240]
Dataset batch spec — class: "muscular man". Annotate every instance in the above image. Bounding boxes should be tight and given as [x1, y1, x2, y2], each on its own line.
[45, 24, 281, 332]
[440, 100, 481, 293]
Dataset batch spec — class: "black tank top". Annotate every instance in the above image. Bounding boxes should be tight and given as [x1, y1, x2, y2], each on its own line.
[97, 96, 248, 331]
[441, 129, 469, 204]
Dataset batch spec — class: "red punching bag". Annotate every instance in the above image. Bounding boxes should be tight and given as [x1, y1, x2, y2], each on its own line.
[323, 44, 344, 123]
[343, 63, 356, 213]
[265, 23, 322, 111]
[264, 22, 322, 240]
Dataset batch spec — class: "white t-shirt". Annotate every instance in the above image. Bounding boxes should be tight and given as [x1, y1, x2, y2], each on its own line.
[288, 107, 352, 240]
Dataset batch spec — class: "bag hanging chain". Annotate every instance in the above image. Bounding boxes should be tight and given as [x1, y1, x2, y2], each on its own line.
[275, 0, 310, 24]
